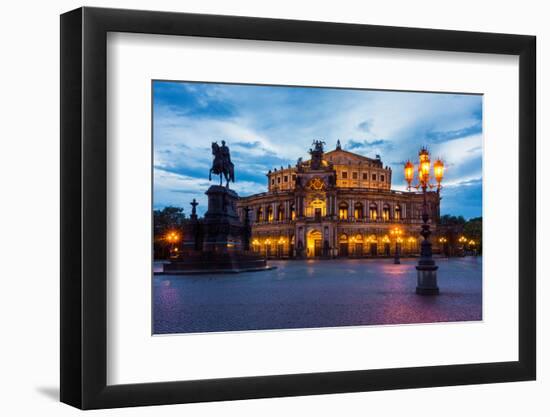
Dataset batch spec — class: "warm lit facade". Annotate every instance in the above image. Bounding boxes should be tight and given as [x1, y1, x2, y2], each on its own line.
[237, 141, 440, 258]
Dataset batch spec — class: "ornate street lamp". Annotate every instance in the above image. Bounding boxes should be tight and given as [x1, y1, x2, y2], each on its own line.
[404, 147, 444, 295]
[165, 231, 180, 258]
[390, 227, 403, 264]
[439, 236, 448, 257]
[458, 235, 468, 256]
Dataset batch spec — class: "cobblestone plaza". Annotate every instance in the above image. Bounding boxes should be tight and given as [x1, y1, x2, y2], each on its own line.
[153, 257, 482, 334]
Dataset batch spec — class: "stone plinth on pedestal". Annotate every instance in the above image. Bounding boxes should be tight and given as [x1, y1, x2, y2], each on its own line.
[162, 185, 274, 274]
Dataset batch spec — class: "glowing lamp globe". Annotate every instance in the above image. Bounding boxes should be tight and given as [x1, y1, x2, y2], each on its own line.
[418, 148, 431, 183]
[404, 160, 414, 187]
[434, 159, 444, 184]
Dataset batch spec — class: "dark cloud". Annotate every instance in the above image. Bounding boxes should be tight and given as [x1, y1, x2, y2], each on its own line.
[346, 139, 392, 150]
[426, 121, 482, 143]
[357, 119, 372, 132]
[440, 177, 482, 219]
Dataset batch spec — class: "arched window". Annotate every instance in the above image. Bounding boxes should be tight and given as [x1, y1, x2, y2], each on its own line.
[354, 202, 363, 219]
[395, 205, 401, 220]
[277, 204, 285, 221]
[290, 203, 296, 221]
[267, 206, 274, 222]
[369, 203, 378, 220]
[382, 204, 390, 221]
[257, 207, 264, 222]
[339, 202, 349, 220]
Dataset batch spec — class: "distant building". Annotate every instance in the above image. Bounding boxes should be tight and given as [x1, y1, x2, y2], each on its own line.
[237, 141, 441, 258]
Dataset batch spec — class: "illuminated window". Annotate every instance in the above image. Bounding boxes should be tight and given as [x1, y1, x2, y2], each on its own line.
[290, 203, 296, 220]
[369, 203, 378, 220]
[277, 204, 284, 221]
[257, 207, 264, 222]
[383, 204, 390, 221]
[354, 202, 363, 219]
[267, 206, 274, 222]
[339, 202, 349, 220]
[395, 205, 401, 220]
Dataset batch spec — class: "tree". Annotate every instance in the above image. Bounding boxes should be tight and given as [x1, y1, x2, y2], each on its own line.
[463, 217, 482, 254]
[439, 214, 466, 225]
[153, 206, 186, 259]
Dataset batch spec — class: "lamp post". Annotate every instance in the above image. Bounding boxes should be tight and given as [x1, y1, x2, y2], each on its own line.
[438, 236, 448, 257]
[468, 239, 476, 256]
[166, 231, 180, 258]
[390, 227, 403, 264]
[404, 147, 444, 295]
[458, 235, 468, 256]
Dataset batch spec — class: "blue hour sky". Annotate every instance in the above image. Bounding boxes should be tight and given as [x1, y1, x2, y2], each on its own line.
[153, 80, 482, 219]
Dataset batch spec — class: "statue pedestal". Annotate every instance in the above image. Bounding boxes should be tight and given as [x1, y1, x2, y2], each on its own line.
[162, 185, 274, 274]
[202, 185, 242, 252]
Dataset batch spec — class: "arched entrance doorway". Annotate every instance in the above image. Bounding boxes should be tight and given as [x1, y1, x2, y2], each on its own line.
[339, 233, 349, 257]
[307, 229, 322, 257]
[368, 235, 377, 256]
[352, 234, 363, 256]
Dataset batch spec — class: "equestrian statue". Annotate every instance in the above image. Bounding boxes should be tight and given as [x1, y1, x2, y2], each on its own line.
[209, 140, 235, 187]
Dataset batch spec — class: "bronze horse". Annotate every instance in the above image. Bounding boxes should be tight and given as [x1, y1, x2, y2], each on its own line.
[209, 141, 235, 187]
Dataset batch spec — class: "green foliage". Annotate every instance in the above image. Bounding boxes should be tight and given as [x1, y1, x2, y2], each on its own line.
[463, 216, 482, 254]
[440, 214, 466, 225]
[153, 206, 186, 236]
[153, 206, 186, 259]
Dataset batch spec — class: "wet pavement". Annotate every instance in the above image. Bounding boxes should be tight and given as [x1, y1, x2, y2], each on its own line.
[153, 257, 482, 334]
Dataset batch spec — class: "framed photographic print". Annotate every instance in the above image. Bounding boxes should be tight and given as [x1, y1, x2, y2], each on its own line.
[60, 6, 536, 409]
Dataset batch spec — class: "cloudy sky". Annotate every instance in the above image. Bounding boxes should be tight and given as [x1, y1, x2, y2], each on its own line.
[153, 80, 482, 219]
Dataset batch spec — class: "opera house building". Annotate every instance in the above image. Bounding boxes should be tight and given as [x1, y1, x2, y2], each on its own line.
[237, 141, 441, 258]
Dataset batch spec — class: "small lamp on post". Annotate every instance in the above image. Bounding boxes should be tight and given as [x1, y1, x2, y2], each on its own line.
[166, 231, 180, 258]
[390, 227, 403, 264]
[404, 147, 445, 295]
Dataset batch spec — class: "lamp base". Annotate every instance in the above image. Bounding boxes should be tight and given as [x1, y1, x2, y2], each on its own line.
[415, 263, 439, 296]
[416, 286, 440, 295]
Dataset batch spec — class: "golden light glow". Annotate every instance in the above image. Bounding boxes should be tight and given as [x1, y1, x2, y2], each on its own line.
[438, 237, 448, 243]
[265, 239, 271, 245]
[382, 235, 390, 243]
[278, 237, 286, 244]
[469, 240, 476, 246]
[418, 147, 431, 184]
[396, 237, 403, 243]
[458, 236, 468, 244]
[434, 159, 444, 184]
[368, 235, 377, 243]
[408, 236, 416, 243]
[390, 227, 403, 237]
[404, 160, 414, 186]
[166, 231, 180, 243]
[252, 239, 260, 245]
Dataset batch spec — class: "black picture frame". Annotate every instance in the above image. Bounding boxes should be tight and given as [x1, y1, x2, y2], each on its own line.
[60, 6, 536, 410]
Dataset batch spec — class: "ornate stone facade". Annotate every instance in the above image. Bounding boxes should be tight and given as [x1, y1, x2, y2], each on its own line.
[237, 141, 440, 258]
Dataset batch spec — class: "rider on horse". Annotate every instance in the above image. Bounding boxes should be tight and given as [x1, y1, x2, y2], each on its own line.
[209, 140, 235, 187]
